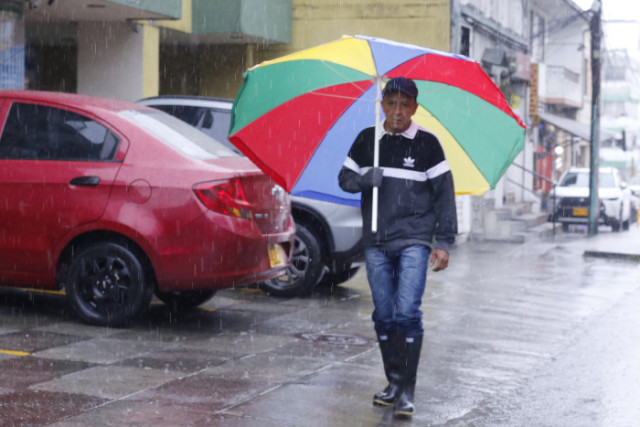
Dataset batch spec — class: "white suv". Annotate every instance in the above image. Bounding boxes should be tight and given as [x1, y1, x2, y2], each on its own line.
[549, 167, 632, 232]
[137, 96, 364, 297]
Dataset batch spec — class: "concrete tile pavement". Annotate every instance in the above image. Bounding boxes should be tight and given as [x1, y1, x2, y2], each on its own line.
[0, 282, 382, 427]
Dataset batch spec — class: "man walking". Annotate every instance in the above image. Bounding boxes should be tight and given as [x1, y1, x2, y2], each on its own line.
[338, 77, 457, 417]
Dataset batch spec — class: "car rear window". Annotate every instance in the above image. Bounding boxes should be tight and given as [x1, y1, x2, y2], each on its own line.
[560, 171, 615, 188]
[119, 109, 238, 159]
[147, 104, 239, 154]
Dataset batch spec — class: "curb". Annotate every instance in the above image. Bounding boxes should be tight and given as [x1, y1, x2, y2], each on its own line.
[583, 250, 640, 262]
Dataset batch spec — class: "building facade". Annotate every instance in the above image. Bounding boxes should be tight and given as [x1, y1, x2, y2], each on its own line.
[599, 19, 640, 177]
[5, 0, 621, 238]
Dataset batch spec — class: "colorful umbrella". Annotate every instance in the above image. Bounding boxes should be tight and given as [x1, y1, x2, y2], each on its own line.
[229, 34, 526, 209]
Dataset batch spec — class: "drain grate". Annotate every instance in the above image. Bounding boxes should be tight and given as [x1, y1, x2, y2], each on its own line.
[296, 332, 371, 346]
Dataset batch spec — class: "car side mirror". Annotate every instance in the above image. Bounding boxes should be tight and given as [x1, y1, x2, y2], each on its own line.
[621, 181, 628, 190]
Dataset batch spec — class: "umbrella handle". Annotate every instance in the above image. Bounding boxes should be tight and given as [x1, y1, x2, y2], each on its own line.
[372, 187, 378, 232]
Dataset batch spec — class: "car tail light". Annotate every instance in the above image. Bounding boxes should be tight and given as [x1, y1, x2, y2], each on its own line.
[194, 179, 252, 219]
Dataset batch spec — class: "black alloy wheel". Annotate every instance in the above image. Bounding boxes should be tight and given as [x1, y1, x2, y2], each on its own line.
[259, 223, 324, 297]
[65, 242, 153, 327]
[155, 289, 217, 312]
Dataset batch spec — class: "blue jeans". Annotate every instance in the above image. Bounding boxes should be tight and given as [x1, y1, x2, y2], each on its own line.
[365, 245, 430, 336]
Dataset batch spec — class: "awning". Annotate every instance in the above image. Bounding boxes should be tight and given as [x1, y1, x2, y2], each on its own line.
[190, 0, 291, 44]
[24, 0, 182, 23]
[539, 112, 616, 142]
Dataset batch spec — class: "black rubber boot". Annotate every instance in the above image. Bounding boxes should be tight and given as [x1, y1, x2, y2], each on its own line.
[393, 334, 423, 417]
[372, 332, 402, 406]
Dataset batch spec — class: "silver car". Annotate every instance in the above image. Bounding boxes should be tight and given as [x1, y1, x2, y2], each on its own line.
[137, 96, 364, 297]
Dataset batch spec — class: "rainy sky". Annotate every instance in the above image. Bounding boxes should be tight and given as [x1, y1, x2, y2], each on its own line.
[573, 0, 640, 20]
[573, 0, 640, 62]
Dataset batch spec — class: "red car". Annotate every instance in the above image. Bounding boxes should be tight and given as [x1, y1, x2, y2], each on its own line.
[0, 91, 295, 327]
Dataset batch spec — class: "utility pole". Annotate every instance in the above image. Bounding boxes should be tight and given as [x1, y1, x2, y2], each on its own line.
[588, 0, 602, 236]
[451, 0, 461, 54]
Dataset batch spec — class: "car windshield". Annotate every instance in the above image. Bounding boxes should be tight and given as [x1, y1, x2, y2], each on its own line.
[559, 171, 615, 188]
[118, 109, 238, 159]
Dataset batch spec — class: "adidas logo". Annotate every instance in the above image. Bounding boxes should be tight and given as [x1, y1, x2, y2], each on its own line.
[403, 156, 415, 168]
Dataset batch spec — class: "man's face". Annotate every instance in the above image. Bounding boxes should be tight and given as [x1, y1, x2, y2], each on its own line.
[382, 92, 418, 134]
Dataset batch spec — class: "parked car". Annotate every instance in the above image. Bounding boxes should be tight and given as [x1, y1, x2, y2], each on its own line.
[0, 90, 295, 326]
[137, 96, 364, 297]
[627, 176, 640, 223]
[629, 180, 640, 197]
[631, 193, 639, 224]
[549, 167, 632, 232]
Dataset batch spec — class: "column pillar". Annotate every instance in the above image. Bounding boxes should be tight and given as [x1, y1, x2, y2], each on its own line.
[77, 21, 159, 102]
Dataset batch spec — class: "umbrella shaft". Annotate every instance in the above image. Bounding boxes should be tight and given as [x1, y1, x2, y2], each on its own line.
[371, 76, 383, 233]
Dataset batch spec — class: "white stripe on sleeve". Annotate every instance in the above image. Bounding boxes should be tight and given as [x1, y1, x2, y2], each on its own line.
[343, 157, 361, 173]
[426, 160, 451, 180]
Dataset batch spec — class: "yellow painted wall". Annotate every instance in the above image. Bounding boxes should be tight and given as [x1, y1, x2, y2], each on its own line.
[194, 0, 450, 98]
[142, 23, 160, 98]
[272, 0, 449, 57]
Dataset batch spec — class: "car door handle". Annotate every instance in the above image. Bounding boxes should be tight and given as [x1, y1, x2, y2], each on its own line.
[69, 176, 100, 186]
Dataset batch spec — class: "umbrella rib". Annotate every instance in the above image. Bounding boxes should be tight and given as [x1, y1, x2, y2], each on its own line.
[396, 56, 429, 80]
[308, 91, 371, 102]
[318, 58, 375, 96]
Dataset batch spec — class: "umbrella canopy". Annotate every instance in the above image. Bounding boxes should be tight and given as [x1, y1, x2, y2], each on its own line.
[230, 35, 526, 207]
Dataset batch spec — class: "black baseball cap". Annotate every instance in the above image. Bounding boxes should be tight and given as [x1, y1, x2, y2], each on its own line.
[382, 77, 418, 98]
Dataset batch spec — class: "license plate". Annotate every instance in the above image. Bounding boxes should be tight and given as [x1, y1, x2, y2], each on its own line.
[268, 243, 286, 268]
[573, 207, 588, 217]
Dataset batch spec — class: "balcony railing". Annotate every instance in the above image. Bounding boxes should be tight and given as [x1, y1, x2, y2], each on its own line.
[539, 64, 583, 109]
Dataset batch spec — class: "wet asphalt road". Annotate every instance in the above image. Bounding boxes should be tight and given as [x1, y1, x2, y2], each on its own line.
[0, 226, 639, 426]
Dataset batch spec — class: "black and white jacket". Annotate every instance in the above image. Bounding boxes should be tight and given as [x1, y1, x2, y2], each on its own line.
[338, 121, 457, 252]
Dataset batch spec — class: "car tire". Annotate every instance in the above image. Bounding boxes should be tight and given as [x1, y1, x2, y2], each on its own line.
[611, 218, 621, 232]
[622, 218, 630, 231]
[65, 241, 154, 327]
[155, 289, 217, 312]
[259, 223, 323, 297]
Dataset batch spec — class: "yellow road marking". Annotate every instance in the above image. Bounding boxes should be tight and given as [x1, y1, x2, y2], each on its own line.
[15, 288, 66, 296]
[0, 349, 30, 356]
[239, 288, 265, 295]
